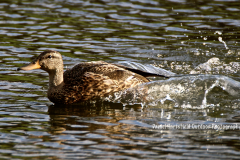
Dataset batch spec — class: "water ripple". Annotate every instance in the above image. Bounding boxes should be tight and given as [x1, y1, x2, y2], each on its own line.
[0, 0, 239, 159]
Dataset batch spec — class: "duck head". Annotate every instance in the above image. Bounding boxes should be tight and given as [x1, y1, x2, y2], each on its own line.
[18, 50, 63, 73]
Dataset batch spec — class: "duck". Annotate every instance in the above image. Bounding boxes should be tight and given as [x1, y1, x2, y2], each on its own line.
[18, 50, 168, 104]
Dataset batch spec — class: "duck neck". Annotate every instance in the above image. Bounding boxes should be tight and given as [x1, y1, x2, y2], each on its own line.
[48, 68, 64, 89]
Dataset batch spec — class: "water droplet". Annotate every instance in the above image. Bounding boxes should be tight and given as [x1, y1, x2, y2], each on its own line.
[214, 31, 222, 35]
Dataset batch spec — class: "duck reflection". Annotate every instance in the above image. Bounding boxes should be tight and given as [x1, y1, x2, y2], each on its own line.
[48, 100, 144, 134]
[48, 100, 142, 116]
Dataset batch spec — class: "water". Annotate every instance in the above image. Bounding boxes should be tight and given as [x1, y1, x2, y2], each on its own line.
[1, 0, 240, 159]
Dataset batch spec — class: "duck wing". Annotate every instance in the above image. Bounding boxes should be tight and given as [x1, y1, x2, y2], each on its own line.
[63, 61, 152, 84]
[112, 63, 169, 78]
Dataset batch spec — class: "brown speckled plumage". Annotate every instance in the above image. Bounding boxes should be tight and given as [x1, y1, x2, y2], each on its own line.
[18, 50, 165, 104]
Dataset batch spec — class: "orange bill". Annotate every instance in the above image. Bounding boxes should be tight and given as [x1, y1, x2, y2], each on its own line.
[17, 60, 41, 71]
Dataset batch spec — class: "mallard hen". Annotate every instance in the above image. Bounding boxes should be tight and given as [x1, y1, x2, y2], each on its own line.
[18, 50, 167, 104]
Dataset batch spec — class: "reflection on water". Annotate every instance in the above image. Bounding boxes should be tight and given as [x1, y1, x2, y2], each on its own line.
[1, 0, 240, 159]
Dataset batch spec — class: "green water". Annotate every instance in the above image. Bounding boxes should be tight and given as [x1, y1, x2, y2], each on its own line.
[0, 0, 240, 159]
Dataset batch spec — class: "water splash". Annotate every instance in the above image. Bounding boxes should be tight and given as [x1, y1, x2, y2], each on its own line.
[201, 80, 220, 107]
[105, 75, 240, 108]
[215, 31, 229, 49]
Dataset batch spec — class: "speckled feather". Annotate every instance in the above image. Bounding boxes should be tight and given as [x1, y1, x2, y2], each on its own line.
[50, 61, 150, 104]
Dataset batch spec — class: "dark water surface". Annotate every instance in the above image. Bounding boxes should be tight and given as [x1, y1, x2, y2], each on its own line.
[1, 0, 240, 159]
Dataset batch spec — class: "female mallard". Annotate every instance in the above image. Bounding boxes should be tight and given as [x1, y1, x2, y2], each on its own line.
[18, 50, 167, 104]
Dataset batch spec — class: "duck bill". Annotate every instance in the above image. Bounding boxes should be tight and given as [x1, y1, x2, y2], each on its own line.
[17, 60, 41, 71]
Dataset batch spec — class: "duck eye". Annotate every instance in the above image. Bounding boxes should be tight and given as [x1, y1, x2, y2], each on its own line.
[47, 55, 52, 59]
